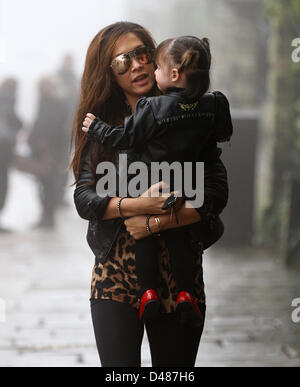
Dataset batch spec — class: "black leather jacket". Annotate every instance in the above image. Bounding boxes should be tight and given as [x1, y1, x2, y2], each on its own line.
[87, 88, 232, 163]
[74, 89, 232, 264]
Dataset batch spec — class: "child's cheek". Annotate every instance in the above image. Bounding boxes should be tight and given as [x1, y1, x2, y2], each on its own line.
[155, 73, 161, 86]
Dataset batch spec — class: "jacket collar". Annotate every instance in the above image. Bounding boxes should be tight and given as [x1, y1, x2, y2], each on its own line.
[165, 87, 185, 96]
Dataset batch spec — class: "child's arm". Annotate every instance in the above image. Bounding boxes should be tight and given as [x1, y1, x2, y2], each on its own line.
[82, 98, 158, 150]
[213, 91, 233, 143]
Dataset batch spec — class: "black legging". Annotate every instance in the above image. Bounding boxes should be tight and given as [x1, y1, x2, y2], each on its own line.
[91, 299, 206, 367]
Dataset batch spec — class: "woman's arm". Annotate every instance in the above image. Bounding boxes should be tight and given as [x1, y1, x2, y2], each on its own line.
[73, 148, 145, 221]
[157, 202, 201, 231]
[124, 145, 229, 240]
[74, 147, 175, 222]
[161, 145, 229, 227]
[102, 194, 176, 221]
[124, 203, 200, 240]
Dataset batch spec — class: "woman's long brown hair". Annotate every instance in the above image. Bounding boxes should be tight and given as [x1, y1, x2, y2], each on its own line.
[68, 22, 157, 186]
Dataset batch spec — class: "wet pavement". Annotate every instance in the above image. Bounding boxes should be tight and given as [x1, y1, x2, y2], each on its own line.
[0, 170, 300, 367]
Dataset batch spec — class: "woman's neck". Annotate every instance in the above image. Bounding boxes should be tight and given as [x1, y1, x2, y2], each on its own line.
[125, 94, 139, 113]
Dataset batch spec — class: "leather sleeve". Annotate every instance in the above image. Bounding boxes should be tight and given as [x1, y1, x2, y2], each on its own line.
[87, 98, 157, 150]
[194, 143, 229, 222]
[73, 146, 111, 221]
[213, 91, 233, 143]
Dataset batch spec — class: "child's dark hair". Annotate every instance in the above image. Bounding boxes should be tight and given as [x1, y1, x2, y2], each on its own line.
[155, 36, 211, 100]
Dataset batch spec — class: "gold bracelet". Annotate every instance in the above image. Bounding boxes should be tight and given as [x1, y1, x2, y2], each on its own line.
[154, 216, 161, 235]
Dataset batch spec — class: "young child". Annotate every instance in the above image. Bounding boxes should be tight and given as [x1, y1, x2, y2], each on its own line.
[82, 36, 233, 324]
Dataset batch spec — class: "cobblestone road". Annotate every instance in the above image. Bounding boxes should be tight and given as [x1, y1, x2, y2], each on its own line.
[0, 171, 300, 367]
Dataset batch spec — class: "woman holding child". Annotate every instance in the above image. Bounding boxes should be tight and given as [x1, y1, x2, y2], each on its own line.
[70, 22, 231, 367]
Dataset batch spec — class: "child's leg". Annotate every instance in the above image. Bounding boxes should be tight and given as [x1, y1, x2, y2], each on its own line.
[135, 236, 159, 296]
[162, 228, 196, 296]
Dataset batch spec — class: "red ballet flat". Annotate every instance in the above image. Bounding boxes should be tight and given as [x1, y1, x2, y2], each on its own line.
[176, 291, 203, 324]
[139, 289, 160, 321]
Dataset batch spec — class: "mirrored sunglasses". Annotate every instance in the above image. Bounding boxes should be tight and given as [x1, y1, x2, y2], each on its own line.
[111, 46, 154, 75]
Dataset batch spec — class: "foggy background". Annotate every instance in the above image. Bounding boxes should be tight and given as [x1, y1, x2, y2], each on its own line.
[0, 0, 300, 367]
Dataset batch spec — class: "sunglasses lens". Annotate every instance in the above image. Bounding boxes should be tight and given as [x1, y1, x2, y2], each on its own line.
[111, 47, 154, 75]
[135, 47, 153, 64]
[112, 54, 131, 75]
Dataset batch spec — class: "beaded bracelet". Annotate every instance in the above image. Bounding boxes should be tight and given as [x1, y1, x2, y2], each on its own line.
[146, 215, 154, 235]
[117, 198, 127, 220]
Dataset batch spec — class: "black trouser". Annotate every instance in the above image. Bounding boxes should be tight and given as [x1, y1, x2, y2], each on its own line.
[38, 172, 67, 223]
[0, 162, 9, 212]
[91, 299, 206, 367]
[0, 145, 13, 212]
[135, 227, 196, 296]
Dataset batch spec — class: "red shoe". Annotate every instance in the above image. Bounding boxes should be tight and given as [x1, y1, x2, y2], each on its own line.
[176, 291, 202, 324]
[139, 289, 160, 321]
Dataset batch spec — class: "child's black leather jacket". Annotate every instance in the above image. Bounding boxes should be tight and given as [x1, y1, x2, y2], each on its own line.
[74, 88, 232, 264]
[87, 88, 232, 164]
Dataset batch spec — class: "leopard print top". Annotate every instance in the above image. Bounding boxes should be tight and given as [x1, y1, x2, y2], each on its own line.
[90, 224, 206, 313]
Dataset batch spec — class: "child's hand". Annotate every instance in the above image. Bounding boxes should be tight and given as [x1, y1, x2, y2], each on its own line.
[82, 113, 96, 133]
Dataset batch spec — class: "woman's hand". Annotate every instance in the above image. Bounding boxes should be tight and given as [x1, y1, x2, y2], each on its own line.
[82, 113, 96, 133]
[124, 203, 202, 240]
[124, 215, 150, 240]
[138, 181, 184, 215]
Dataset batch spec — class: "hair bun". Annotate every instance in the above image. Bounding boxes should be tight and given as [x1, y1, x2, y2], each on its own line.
[201, 38, 210, 50]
